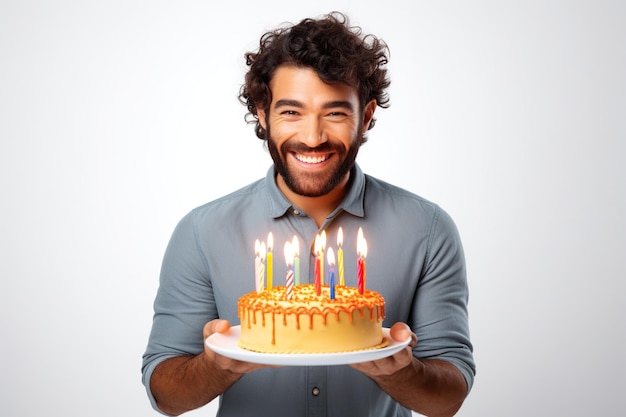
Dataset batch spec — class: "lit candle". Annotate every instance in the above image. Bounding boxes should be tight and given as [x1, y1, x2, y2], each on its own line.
[357, 227, 367, 294]
[327, 247, 336, 300]
[319, 230, 326, 285]
[254, 239, 261, 292]
[337, 227, 344, 286]
[266, 232, 273, 289]
[284, 241, 294, 300]
[314, 233, 322, 295]
[258, 241, 267, 293]
[292, 235, 300, 285]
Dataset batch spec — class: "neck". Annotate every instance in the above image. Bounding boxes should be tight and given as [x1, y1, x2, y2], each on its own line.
[277, 173, 350, 228]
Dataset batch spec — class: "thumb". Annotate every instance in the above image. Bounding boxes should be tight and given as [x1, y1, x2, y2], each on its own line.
[203, 319, 231, 339]
[390, 322, 417, 347]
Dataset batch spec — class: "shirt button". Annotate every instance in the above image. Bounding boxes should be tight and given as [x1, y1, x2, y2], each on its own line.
[311, 387, 320, 396]
[293, 209, 300, 215]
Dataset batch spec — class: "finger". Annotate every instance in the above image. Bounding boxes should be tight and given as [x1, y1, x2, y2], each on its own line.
[389, 322, 412, 342]
[203, 319, 231, 339]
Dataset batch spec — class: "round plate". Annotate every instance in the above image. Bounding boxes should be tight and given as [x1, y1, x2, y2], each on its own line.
[205, 326, 410, 366]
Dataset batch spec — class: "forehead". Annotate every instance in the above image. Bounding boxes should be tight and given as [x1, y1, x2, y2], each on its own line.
[268, 65, 359, 106]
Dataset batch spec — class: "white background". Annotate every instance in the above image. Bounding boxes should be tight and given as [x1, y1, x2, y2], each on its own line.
[1, 1, 624, 416]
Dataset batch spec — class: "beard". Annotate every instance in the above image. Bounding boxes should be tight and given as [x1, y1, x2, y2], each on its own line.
[266, 125, 363, 198]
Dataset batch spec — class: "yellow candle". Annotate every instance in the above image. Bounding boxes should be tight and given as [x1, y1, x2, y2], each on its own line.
[337, 227, 344, 286]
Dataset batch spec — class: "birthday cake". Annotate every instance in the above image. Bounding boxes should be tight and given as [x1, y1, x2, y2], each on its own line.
[237, 284, 388, 354]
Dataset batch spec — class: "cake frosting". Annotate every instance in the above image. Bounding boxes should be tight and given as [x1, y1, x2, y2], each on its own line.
[237, 284, 388, 353]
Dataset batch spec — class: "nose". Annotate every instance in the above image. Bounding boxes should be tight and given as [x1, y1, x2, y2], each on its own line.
[301, 116, 326, 147]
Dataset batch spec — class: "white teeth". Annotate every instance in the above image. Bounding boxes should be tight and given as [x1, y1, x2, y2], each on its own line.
[295, 154, 329, 164]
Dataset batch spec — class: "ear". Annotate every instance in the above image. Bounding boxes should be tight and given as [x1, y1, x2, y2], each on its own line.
[361, 100, 377, 133]
[257, 107, 267, 131]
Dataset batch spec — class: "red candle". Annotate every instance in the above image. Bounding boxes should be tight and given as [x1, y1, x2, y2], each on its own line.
[356, 228, 367, 294]
[357, 257, 364, 294]
[319, 230, 326, 286]
[314, 233, 322, 295]
[337, 227, 345, 286]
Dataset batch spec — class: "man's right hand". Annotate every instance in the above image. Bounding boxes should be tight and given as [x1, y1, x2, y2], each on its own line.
[203, 319, 280, 374]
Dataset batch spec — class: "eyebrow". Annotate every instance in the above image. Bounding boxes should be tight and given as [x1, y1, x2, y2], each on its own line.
[274, 99, 355, 111]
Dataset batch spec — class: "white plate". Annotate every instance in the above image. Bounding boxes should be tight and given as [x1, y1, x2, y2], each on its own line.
[205, 326, 410, 366]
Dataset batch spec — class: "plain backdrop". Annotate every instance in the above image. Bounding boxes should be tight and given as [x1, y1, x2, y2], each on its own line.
[1, 1, 624, 416]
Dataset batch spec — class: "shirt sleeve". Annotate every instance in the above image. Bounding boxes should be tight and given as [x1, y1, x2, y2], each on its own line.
[412, 206, 476, 393]
[141, 209, 217, 413]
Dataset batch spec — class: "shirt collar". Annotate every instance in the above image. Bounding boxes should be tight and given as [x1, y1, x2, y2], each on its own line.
[266, 163, 366, 219]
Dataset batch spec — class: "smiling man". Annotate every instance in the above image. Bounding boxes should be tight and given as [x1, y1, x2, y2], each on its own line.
[142, 12, 475, 417]
[260, 65, 377, 225]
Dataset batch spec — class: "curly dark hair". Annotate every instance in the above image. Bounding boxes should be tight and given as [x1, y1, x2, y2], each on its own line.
[238, 12, 391, 141]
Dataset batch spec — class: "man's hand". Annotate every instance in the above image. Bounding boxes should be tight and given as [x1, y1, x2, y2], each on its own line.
[350, 322, 417, 377]
[152, 319, 278, 415]
[350, 322, 466, 416]
[203, 319, 279, 375]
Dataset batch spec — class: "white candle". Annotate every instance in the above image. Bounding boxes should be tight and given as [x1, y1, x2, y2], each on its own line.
[292, 235, 300, 285]
[266, 232, 273, 289]
[284, 241, 294, 300]
[258, 241, 266, 293]
[254, 239, 261, 292]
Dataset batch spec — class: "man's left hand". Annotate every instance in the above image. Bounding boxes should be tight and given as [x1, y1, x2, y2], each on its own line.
[350, 322, 417, 377]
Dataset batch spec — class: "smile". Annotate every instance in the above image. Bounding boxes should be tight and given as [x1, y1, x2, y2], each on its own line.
[294, 153, 330, 164]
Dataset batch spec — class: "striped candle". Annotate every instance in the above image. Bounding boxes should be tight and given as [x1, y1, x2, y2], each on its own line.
[284, 241, 294, 300]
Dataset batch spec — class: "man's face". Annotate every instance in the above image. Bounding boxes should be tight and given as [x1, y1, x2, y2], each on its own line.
[258, 66, 374, 197]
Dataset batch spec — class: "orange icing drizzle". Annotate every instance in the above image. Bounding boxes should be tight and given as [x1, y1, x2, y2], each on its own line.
[238, 284, 385, 344]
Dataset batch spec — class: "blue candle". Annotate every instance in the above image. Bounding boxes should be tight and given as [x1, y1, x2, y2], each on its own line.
[327, 247, 336, 300]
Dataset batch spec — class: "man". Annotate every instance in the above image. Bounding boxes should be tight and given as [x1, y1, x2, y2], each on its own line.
[142, 12, 475, 417]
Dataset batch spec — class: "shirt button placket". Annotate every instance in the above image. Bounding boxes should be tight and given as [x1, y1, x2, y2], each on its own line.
[307, 367, 326, 417]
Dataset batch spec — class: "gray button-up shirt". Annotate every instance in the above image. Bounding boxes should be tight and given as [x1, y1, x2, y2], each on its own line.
[142, 164, 475, 416]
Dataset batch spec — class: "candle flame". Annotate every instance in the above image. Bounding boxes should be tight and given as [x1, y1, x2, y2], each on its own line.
[267, 232, 273, 251]
[327, 247, 336, 266]
[259, 241, 266, 261]
[357, 227, 367, 258]
[337, 227, 343, 247]
[255, 239, 260, 255]
[292, 235, 300, 256]
[284, 241, 293, 266]
[314, 231, 326, 255]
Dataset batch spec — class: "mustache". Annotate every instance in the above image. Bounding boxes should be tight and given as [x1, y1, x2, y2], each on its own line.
[281, 142, 343, 154]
